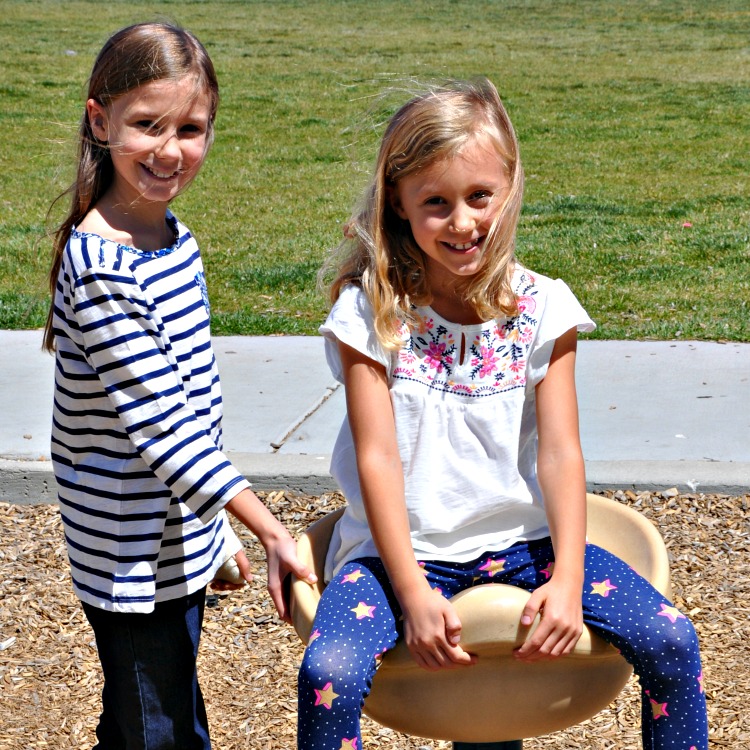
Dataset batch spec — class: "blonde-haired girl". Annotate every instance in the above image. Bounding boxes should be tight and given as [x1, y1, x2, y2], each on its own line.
[298, 79, 707, 750]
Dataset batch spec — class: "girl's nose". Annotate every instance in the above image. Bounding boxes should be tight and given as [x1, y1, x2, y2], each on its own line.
[449, 207, 476, 234]
[155, 131, 180, 159]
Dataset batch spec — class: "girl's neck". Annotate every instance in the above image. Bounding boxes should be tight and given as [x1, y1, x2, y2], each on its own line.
[427, 285, 484, 326]
[425, 270, 484, 325]
[79, 197, 174, 252]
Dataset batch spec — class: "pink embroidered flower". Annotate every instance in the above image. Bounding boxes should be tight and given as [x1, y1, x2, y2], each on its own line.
[508, 358, 525, 374]
[474, 345, 501, 378]
[519, 326, 533, 344]
[517, 295, 536, 315]
[424, 341, 448, 372]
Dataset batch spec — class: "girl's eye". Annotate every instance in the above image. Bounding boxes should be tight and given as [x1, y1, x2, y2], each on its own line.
[424, 196, 446, 206]
[180, 123, 205, 135]
[137, 120, 159, 133]
[470, 190, 493, 202]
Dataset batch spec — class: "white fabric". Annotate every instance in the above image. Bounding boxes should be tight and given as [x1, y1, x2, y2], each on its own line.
[320, 267, 595, 580]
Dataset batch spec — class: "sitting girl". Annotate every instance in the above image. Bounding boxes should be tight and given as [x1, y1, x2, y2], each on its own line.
[297, 78, 707, 750]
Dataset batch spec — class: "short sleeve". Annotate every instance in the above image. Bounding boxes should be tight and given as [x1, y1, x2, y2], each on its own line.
[526, 277, 596, 387]
[319, 285, 391, 383]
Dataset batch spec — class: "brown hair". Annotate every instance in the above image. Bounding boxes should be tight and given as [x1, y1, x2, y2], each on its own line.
[43, 21, 219, 352]
[325, 78, 524, 349]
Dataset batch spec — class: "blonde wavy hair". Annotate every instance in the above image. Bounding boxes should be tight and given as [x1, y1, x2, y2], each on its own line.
[325, 78, 524, 350]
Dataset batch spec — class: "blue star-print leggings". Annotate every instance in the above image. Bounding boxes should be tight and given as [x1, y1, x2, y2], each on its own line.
[298, 539, 707, 750]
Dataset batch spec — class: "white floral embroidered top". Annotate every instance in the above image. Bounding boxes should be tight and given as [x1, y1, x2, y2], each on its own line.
[320, 267, 595, 580]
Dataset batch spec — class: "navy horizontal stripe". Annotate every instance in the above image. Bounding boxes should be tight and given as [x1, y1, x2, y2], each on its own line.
[59, 494, 168, 525]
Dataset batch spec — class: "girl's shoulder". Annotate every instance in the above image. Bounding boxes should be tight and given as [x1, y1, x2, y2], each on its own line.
[321, 283, 392, 374]
[512, 264, 580, 306]
[512, 264, 556, 295]
[331, 282, 371, 320]
[66, 212, 192, 272]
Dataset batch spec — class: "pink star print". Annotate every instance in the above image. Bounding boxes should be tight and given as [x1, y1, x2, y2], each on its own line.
[645, 690, 669, 720]
[650, 698, 669, 719]
[314, 682, 339, 710]
[351, 601, 376, 619]
[591, 579, 618, 597]
[657, 603, 687, 624]
[342, 569, 365, 584]
[479, 558, 506, 577]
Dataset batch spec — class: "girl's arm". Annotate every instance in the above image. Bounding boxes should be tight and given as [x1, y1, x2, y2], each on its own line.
[338, 340, 475, 671]
[514, 326, 586, 662]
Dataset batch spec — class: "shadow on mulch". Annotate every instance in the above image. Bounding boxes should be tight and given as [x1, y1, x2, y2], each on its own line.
[1, 489, 747, 749]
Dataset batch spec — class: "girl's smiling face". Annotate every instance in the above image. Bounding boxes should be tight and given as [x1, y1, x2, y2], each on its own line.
[391, 135, 510, 293]
[87, 77, 212, 210]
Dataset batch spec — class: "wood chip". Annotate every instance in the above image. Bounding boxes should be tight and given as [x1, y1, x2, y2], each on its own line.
[1, 490, 747, 748]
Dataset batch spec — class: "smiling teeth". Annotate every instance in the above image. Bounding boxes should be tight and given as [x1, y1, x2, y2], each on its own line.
[146, 165, 177, 179]
[449, 240, 475, 250]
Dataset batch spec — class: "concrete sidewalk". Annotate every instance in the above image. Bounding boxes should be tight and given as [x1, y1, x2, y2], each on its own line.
[1, 330, 748, 503]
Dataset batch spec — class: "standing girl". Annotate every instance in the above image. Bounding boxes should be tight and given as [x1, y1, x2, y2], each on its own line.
[44, 22, 315, 749]
[298, 79, 707, 750]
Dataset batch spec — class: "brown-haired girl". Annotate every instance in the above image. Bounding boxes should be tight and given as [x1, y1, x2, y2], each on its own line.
[44, 22, 315, 748]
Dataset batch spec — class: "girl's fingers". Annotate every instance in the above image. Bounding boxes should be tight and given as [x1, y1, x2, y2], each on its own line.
[444, 609, 463, 645]
[235, 549, 253, 583]
[292, 561, 318, 585]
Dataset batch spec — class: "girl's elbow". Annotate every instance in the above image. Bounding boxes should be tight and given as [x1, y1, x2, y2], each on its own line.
[537, 448, 585, 480]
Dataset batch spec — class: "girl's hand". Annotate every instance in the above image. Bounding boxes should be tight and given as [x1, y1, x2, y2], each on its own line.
[224, 489, 317, 622]
[210, 549, 253, 591]
[400, 585, 477, 671]
[262, 532, 317, 624]
[513, 579, 583, 662]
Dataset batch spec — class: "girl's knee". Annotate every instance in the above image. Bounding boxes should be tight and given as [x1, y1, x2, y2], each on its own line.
[633, 613, 703, 681]
[299, 640, 375, 689]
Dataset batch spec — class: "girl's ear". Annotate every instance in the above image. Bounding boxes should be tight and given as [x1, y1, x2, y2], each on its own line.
[86, 99, 109, 142]
[388, 185, 408, 220]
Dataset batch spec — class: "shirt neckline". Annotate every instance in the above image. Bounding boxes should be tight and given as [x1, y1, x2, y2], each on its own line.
[71, 212, 181, 257]
[417, 305, 496, 333]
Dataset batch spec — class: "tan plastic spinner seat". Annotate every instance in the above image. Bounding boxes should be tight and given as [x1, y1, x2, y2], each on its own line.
[290, 493, 670, 743]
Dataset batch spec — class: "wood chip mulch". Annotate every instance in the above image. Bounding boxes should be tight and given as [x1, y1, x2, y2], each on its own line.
[1, 489, 748, 749]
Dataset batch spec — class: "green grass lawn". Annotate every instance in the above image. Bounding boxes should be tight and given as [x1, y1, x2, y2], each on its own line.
[1, 0, 748, 340]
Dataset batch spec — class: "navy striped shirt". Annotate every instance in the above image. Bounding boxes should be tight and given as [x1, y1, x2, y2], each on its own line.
[50, 212, 249, 612]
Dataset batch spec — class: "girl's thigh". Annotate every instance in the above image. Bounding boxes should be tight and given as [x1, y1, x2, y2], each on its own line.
[298, 558, 402, 704]
[83, 587, 210, 750]
[580, 544, 701, 670]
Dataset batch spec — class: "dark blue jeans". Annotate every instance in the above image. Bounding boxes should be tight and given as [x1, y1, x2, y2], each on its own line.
[82, 587, 211, 750]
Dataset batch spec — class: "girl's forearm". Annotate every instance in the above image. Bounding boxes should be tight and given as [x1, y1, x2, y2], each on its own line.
[225, 488, 292, 546]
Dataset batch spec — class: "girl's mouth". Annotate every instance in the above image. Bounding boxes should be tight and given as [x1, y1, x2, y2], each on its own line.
[143, 164, 180, 180]
[443, 237, 483, 253]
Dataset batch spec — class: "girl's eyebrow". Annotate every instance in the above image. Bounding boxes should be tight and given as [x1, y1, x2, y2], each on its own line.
[413, 179, 503, 198]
